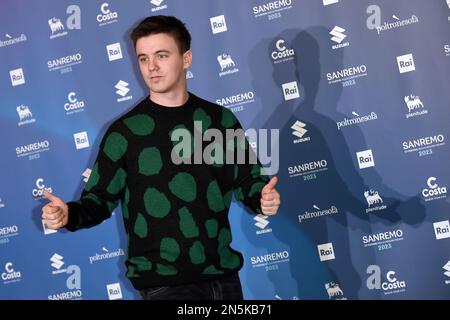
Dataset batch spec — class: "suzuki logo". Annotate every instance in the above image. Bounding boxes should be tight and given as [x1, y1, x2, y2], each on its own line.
[115, 80, 130, 97]
[50, 253, 64, 270]
[330, 26, 347, 43]
[254, 214, 270, 229]
[291, 121, 307, 138]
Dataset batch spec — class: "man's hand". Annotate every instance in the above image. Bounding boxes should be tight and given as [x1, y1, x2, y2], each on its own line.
[42, 190, 69, 230]
[260, 176, 281, 216]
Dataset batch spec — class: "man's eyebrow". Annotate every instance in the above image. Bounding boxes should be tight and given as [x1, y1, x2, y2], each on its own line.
[137, 50, 170, 58]
[154, 49, 170, 54]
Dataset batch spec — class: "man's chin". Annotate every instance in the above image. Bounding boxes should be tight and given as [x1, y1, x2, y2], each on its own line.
[147, 84, 167, 93]
[148, 87, 172, 95]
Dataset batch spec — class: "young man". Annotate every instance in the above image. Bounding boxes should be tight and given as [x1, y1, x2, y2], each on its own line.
[41, 15, 280, 300]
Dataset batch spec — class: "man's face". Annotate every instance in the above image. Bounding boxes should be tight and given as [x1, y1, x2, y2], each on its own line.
[136, 33, 192, 95]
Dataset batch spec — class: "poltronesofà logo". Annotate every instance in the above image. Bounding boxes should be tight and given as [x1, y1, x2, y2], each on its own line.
[298, 205, 339, 223]
[366, 5, 419, 35]
[0, 33, 27, 48]
[336, 111, 378, 130]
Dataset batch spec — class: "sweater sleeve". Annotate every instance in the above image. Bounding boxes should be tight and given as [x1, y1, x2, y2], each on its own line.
[65, 127, 128, 231]
[223, 109, 270, 215]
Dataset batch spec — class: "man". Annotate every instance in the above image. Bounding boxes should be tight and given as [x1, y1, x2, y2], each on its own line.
[42, 15, 280, 300]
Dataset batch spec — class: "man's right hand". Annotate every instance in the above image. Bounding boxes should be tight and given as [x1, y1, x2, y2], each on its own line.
[42, 190, 69, 230]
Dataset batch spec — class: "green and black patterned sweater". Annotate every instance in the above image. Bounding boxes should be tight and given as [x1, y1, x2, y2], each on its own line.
[66, 93, 269, 290]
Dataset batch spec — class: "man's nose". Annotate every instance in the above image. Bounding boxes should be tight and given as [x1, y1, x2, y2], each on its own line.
[148, 57, 158, 71]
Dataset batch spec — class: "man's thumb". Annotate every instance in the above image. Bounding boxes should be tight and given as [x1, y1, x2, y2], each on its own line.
[43, 190, 60, 203]
[263, 176, 278, 193]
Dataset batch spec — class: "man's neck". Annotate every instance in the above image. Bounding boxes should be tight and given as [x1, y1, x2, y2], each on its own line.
[149, 90, 189, 107]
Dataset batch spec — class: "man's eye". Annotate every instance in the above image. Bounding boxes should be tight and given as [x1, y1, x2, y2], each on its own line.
[157, 54, 168, 59]
[139, 57, 148, 63]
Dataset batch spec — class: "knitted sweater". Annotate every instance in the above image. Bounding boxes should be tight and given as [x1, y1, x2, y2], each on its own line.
[66, 93, 269, 290]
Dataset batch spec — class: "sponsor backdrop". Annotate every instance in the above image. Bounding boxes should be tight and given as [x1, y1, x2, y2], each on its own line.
[1, 0, 449, 300]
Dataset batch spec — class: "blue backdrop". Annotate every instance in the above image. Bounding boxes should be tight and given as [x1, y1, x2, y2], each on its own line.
[1, 0, 449, 300]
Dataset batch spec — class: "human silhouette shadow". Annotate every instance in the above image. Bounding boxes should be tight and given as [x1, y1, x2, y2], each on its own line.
[240, 26, 427, 300]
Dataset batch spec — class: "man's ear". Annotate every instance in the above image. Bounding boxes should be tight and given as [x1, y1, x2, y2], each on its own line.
[183, 50, 192, 69]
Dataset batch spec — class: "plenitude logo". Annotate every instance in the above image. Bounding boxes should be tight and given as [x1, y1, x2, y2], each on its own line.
[16, 104, 36, 126]
[404, 94, 428, 118]
[48, 5, 81, 40]
[217, 53, 239, 77]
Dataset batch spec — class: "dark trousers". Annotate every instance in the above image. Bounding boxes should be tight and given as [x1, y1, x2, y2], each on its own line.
[140, 273, 243, 300]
